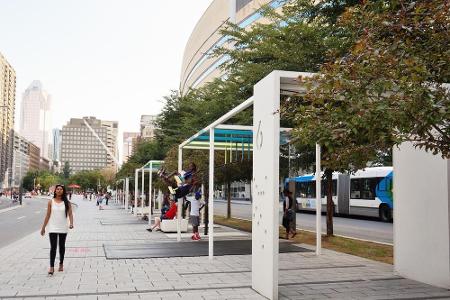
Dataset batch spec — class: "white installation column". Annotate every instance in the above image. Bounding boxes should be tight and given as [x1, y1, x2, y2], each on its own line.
[134, 169, 139, 216]
[394, 142, 450, 288]
[177, 147, 183, 241]
[209, 127, 215, 260]
[252, 72, 280, 300]
[315, 144, 322, 255]
[141, 168, 145, 215]
[148, 162, 153, 226]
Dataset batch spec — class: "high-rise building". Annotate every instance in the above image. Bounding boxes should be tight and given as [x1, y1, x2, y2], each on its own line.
[61, 117, 118, 173]
[52, 128, 61, 162]
[20, 80, 52, 159]
[28, 143, 40, 171]
[0, 52, 16, 190]
[9, 131, 31, 188]
[122, 132, 140, 163]
[101, 120, 119, 169]
[140, 115, 158, 140]
[180, 0, 285, 94]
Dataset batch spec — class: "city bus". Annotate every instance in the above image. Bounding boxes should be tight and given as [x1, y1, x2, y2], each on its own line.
[285, 167, 393, 221]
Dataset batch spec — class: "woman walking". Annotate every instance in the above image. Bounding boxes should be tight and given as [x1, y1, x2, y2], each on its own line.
[40, 184, 74, 275]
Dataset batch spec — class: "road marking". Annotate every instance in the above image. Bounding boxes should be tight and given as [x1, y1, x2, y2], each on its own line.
[17, 216, 26, 220]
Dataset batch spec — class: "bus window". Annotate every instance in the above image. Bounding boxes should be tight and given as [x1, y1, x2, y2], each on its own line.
[298, 181, 315, 198]
[321, 179, 337, 197]
[350, 179, 361, 199]
[361, 178, 379, 200]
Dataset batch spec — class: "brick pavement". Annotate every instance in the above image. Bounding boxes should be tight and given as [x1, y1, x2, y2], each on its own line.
[0, 195, 449, 299]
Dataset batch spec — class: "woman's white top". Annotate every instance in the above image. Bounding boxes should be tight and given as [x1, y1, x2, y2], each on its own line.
[48, 199, 68, 233]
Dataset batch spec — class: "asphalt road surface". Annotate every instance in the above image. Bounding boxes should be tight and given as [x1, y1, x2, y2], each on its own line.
[0, 196, 50, 249]
[214, 199, 393, 244]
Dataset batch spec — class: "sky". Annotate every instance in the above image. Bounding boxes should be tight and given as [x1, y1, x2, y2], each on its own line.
[0, 0, 213, 160]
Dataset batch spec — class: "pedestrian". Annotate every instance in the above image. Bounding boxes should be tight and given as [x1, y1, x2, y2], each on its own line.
[97, 193, 104, 210]
[160, 194, 170, 216]
[147, 196, 177, 231]
[282, 188, 296, 239]
[40, 184, 74, 275]
[105, 192, 110, 205]
[189, 191, 204, 240]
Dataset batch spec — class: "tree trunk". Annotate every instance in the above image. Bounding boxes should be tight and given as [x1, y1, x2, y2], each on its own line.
[227, 181, 231, 219]
[325, 168, 334, 236]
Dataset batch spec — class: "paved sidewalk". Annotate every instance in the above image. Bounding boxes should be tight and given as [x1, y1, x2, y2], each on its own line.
[0, 195, 449, 299]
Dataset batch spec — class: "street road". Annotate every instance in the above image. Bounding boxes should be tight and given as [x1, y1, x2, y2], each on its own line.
[0, 196, 49, 249]
[214, 200, 393, 244]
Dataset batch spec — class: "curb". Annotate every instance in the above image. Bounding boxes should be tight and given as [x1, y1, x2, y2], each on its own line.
[217, 215, 393, 246]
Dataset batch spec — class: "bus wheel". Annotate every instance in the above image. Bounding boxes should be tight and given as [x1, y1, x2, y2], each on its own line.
[379, 205, 391, 222]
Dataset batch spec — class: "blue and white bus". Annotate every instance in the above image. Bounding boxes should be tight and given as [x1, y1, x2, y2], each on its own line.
[285, 167, 393, 221]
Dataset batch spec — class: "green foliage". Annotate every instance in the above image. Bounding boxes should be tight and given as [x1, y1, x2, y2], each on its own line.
[22, 170, 62, 192]
[62, 162, 71, 179]
[286, 0, 450, 174]
[154, 0, 360, 181]
[69, 170, 105, 191]
[22, 170, 39, 191]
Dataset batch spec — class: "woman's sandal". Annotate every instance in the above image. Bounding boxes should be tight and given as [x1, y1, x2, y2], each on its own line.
[48, 267, 54, 275]
[58, 264, 64, 272]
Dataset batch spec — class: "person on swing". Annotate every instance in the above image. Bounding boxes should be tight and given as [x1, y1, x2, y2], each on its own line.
[157, 162, 200, 200]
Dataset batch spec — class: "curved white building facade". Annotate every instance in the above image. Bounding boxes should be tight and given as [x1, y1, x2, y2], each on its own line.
[180, 0, 285, 94]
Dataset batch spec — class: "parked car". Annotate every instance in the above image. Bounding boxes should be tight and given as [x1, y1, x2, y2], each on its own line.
[24, 192, 32, 198]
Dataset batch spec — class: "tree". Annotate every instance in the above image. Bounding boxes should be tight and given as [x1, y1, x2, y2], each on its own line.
[213, 0, 361, 233]
[302, 0, 450, 158]
[100, 167, 117, 188]
[215, 155, 252, 219]
[62, 162, 71, 179]
[154, 0, 365, 232]
[285, 1, 449, 234]
[38, 172, 59, 192]
[22, 170, 39, 191]
[69, 170, 105, 191]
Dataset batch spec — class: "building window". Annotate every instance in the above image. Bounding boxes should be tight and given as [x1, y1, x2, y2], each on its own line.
[236, 0, 252, 11]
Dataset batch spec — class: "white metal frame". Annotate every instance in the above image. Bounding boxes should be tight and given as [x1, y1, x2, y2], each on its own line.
[133, 160, 164, 224]
[177, 71, 321, 300]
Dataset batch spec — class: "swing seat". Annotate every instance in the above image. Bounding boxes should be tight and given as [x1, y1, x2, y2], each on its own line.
[168, 186, 177, 195]
[161, 219, 188, 233]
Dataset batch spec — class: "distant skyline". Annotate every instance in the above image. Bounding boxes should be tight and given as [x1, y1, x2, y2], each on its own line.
[20, 80, 52, 159]
[0, 0, 213, 161]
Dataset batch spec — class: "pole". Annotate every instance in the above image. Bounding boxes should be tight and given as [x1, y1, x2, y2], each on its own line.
[288, 143, 291, 178]
[125, 177, 129, 210]
[315, 144, 322, 255]
[209, 127, 215, 260]
[141, 167, 145, 215]
[148, 162, 153, 226]
[177, 147, 183, 241]
[134, 169, 139, 216]
[123, 179, 126, 209]
[19, 152, 22, 205]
